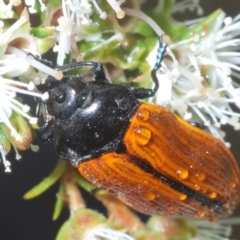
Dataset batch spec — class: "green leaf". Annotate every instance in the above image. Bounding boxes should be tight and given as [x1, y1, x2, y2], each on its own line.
[81, 24, 102, 35]
[31, 28, 55, 38]
[23, 158, 67, 199]
[146, 0, 179, 38]
[53, 181, 65, 221]
[174, 9, 222, 42]
[48, 0, 61, 8]
[0, 126, 11, 152]
[73, 170, 95, 193]
[133, 21, 155, 37]
[36, 38, 57, 54]
[56, 219, 72, 240]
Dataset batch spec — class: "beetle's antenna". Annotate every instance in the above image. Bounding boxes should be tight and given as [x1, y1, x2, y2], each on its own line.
[56, 61, 108, 83]
[151, 35, 168, 94]
[154, 36, 169, 71]
[132, 35, 168, 99]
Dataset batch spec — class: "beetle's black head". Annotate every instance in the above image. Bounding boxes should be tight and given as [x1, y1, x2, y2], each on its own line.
[45, 75, 87, 119]
[40, 67, 141, 164]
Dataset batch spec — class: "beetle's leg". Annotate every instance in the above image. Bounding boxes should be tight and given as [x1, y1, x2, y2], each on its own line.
[37, 102, 54, 143]
[92, 186, 103, 194]
[37, 120, 54, 143]
[132, 36, 167, 99]
[55, 61, 107, 82]
[36, 97, 42, 119]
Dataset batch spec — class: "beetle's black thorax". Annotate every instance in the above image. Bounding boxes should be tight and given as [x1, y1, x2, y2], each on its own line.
[52, 81, 139, 166]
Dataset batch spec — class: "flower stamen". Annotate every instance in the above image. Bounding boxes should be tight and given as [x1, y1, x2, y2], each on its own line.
[106, 0, 125, 19]
[7, 47, 63, 80]
[84, 227, 134, 240]
[124, 7, 164, 36]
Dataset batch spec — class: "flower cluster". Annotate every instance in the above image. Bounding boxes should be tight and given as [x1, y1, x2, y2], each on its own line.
[0, 7, 60, 171]
[1, 0, 240, 240]
[160, 10, 240, 144]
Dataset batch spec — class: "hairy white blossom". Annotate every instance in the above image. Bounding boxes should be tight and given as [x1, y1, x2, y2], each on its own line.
[84, 227, 134, 240]
[147, 11, 240, 143]
[24, 0, 46, 13]
[0, 0, 21, 19]
[54, 0, 125, 64]
[192, 217, 240, 240]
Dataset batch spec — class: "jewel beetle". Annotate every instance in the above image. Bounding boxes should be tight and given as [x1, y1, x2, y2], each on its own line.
[38, 36, 240, 220]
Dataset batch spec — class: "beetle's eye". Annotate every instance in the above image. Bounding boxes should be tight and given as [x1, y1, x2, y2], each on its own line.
[55, 92, 66, 103]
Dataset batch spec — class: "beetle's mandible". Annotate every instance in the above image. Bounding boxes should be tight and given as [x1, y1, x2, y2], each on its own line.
[37, 36, 240, 220]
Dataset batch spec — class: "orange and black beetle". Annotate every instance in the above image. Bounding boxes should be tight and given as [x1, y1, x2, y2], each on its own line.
[38, 37, 240, 220]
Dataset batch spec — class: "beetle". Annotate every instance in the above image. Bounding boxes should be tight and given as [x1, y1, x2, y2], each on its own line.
[37, 36, 240, 220]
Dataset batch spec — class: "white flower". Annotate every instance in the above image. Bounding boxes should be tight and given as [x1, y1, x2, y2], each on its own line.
[0, 59, 47, 171]
[172, 0, 203, 16]
[173, 11, 240, 139]
[0, 45, 63, 171]
[24, 0, 46, 13]
[0, 14, 28, 56]
[191, 217, 240, 240]
[0, 11, 62, 81]
[106, 0, 125, 19]
[0, 76, 37, 130]
[54, 0, 104, 64]
[0, 69, 47, 172]
[146, 216, 239, 240]
[54, 15, 74, 65]
[0, 10, 62, 171]
[84, 227, 134, 240]
[147, 10, 240, 143]
[0, 0, 21, 19]
[0, 144, 12, 172]
[54, 0, 125, 64]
